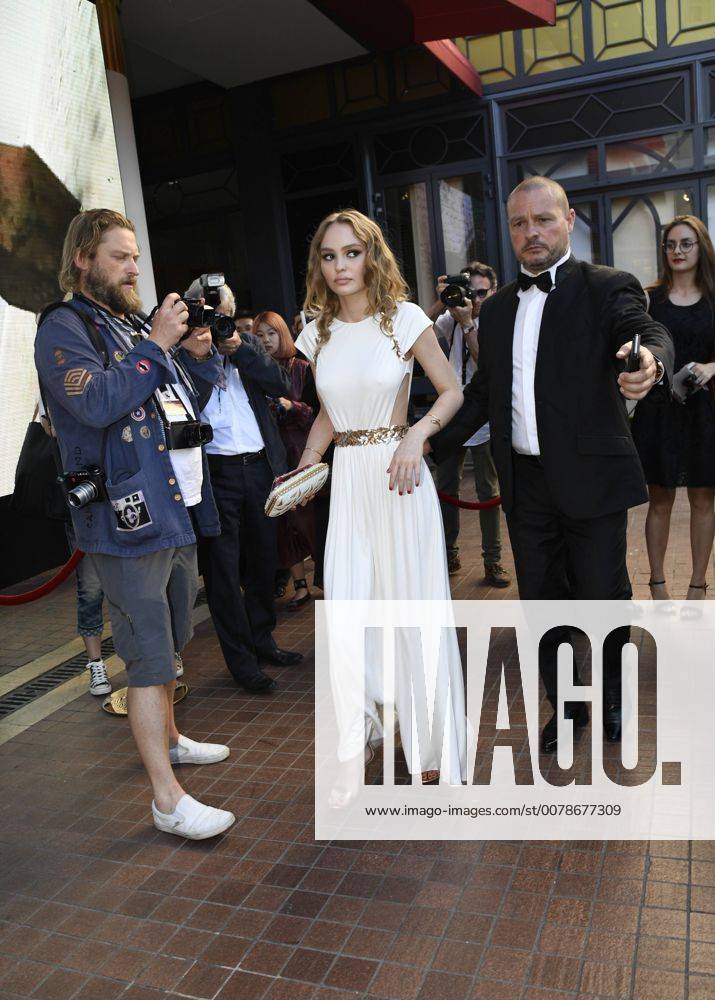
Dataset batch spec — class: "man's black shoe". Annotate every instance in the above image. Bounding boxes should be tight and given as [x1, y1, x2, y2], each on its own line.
[603, 702, 622, 742]
[236, 671, 277, 693]
[257, 647, 303, 667]
[540, 704, 590, 754]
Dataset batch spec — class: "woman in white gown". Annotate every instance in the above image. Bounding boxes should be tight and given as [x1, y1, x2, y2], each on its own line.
[294, 209, 467, 802]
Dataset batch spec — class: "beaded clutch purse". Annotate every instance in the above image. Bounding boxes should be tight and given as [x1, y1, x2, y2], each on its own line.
[264, 463, 329, 517]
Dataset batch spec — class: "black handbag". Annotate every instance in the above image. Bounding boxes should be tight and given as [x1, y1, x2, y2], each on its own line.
[11, 415, 66, 521]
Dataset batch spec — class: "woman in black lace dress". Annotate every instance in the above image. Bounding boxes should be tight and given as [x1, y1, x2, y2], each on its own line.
[631, 215, 715, 601]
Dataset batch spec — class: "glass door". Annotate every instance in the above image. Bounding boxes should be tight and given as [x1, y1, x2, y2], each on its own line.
[382, 168, 498, 305]
[382, 181, 436, 309]
[435, 172, 490, 275]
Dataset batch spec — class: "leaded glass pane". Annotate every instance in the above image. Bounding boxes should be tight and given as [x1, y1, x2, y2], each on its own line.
[591, 0, 658, 61]
[504, 75, 687, 153]
[571, 201, 601, 263]
[522, 1, 586, 75]
[667, 0, 715, 45]
[708, 185, 715, 231]
[611, 188, 694, 286]
[438, 175, 488, 276]
[384, 183, 435, 308]
[605, 130, 693, 175]
[456, 32, 518, 84]
[705, 127, 715, 163]
[513, 149, 598, 182]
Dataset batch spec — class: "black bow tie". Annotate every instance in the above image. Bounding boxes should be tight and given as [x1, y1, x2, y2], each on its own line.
[518, 270, 553, 294]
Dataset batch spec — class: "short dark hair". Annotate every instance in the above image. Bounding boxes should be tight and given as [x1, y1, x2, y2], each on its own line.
[464, 261, 498, 290]
[235, 308, 254, 320]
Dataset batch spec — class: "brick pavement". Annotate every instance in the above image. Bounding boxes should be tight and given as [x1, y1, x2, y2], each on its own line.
[0, 487, 712, 999]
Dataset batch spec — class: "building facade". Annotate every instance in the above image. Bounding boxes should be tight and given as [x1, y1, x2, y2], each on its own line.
[131, 0, 715, 314]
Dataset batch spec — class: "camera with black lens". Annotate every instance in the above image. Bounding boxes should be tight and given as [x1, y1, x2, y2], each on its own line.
[60, 465, 106, 509]
[163, 420, 214, 451]
[269, 397, 288, 422]
[440, 272, 477, 309]
[672, 363, 703, 405]
[181, 273, 235, 343]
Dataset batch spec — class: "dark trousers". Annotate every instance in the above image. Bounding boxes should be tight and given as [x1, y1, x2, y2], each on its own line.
[200, 453, 277, 682]
[507, 454, 629, 708]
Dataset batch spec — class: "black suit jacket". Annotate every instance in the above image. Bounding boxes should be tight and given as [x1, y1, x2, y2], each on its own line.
[431, 258, 674, 519]
[194, 331, 289, 477]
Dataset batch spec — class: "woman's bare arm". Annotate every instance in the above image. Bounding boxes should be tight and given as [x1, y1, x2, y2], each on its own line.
[297, 366, 334, 468]
[387, 326, 463, 494]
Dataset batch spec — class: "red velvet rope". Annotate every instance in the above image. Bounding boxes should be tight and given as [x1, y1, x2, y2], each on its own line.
[0, 550, 84, 606]
[437, 491, 502, 510]
[0, 496, 497, 604]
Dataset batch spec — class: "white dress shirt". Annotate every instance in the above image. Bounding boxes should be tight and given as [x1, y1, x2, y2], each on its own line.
[202, 357, 264, 456]
[511, 248, 572, 456]
[434, 312, 490, 448]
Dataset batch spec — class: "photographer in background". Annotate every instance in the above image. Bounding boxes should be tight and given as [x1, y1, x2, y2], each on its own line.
[35, 209, 235, 841]
[187, 278, 303, 694]
[430, 262, 510, 588]
[234, 308, 255, 336]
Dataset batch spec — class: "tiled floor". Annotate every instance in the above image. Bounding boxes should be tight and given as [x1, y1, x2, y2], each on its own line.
[0, 485, 712, 999]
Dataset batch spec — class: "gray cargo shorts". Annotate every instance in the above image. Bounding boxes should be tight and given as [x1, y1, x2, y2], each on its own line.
[85, 544, 198, 687]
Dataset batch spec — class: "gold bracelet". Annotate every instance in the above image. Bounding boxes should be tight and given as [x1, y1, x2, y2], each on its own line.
[428, 415, 442, 430]
[304, 446, 323, 459]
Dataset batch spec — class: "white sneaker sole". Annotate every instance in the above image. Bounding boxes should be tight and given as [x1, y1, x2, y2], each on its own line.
[153, 811, 235, 840]
[89, 684, 112, 696]
[170, 746, 230, 766]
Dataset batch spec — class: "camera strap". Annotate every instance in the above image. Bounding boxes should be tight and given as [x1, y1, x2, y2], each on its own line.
[85, 299, 200, 431]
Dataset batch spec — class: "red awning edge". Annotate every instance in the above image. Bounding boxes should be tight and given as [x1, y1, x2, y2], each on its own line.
[414, 1, 556, 42]
[422, 40, 483, 96]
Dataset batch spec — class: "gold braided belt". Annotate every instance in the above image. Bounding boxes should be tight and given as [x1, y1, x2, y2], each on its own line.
[332, 425, 409, 447]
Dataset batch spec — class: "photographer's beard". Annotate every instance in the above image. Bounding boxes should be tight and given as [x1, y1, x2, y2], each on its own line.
[84, 261, 142, 316]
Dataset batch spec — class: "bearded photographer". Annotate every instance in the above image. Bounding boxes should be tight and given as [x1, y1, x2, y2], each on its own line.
[184, 278, 303, 694]
[35, 209, 235, 841]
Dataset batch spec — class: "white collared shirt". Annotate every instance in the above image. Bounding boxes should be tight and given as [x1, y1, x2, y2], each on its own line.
[202, 358, 265, 456]
[434, 312, 490, 448]
[511, 248, 572, 456]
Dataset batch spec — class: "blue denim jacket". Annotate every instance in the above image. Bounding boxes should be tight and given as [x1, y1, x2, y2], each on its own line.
[34, 297, 222, 557]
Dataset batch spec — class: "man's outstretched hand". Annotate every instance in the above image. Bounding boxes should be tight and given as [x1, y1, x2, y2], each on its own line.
[616, 341, 658, 400]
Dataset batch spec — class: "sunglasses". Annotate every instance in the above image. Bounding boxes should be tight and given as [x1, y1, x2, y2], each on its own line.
[473, 288, 490, 299]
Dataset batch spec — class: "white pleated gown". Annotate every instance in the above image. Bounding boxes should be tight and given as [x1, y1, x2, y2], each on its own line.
[296, 302, 467, 783]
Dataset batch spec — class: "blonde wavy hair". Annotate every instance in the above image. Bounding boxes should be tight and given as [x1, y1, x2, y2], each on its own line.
[303, 209, 409, 360]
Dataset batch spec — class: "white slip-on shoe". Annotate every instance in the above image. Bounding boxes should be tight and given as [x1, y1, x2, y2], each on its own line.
[87, 660, 112, 696]
[169, 734, 230, 766]
[152, 794, 235, 840]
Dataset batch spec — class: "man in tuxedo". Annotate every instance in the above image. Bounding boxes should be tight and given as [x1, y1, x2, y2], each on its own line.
[428, 177, 673, 753]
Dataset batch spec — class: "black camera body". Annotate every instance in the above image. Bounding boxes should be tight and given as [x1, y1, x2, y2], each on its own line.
[440, 273, 477, 309]
[60, 465, 106, 509]
[269, 397, 288, 422]
[182, 273, 235, 343]
[163, 420, 214, 451]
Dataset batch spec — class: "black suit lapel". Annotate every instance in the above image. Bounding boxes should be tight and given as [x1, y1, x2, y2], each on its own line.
[538, 258, 583, 344]
[494, 281, 520, 365]
[489, 282, 519, 417]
